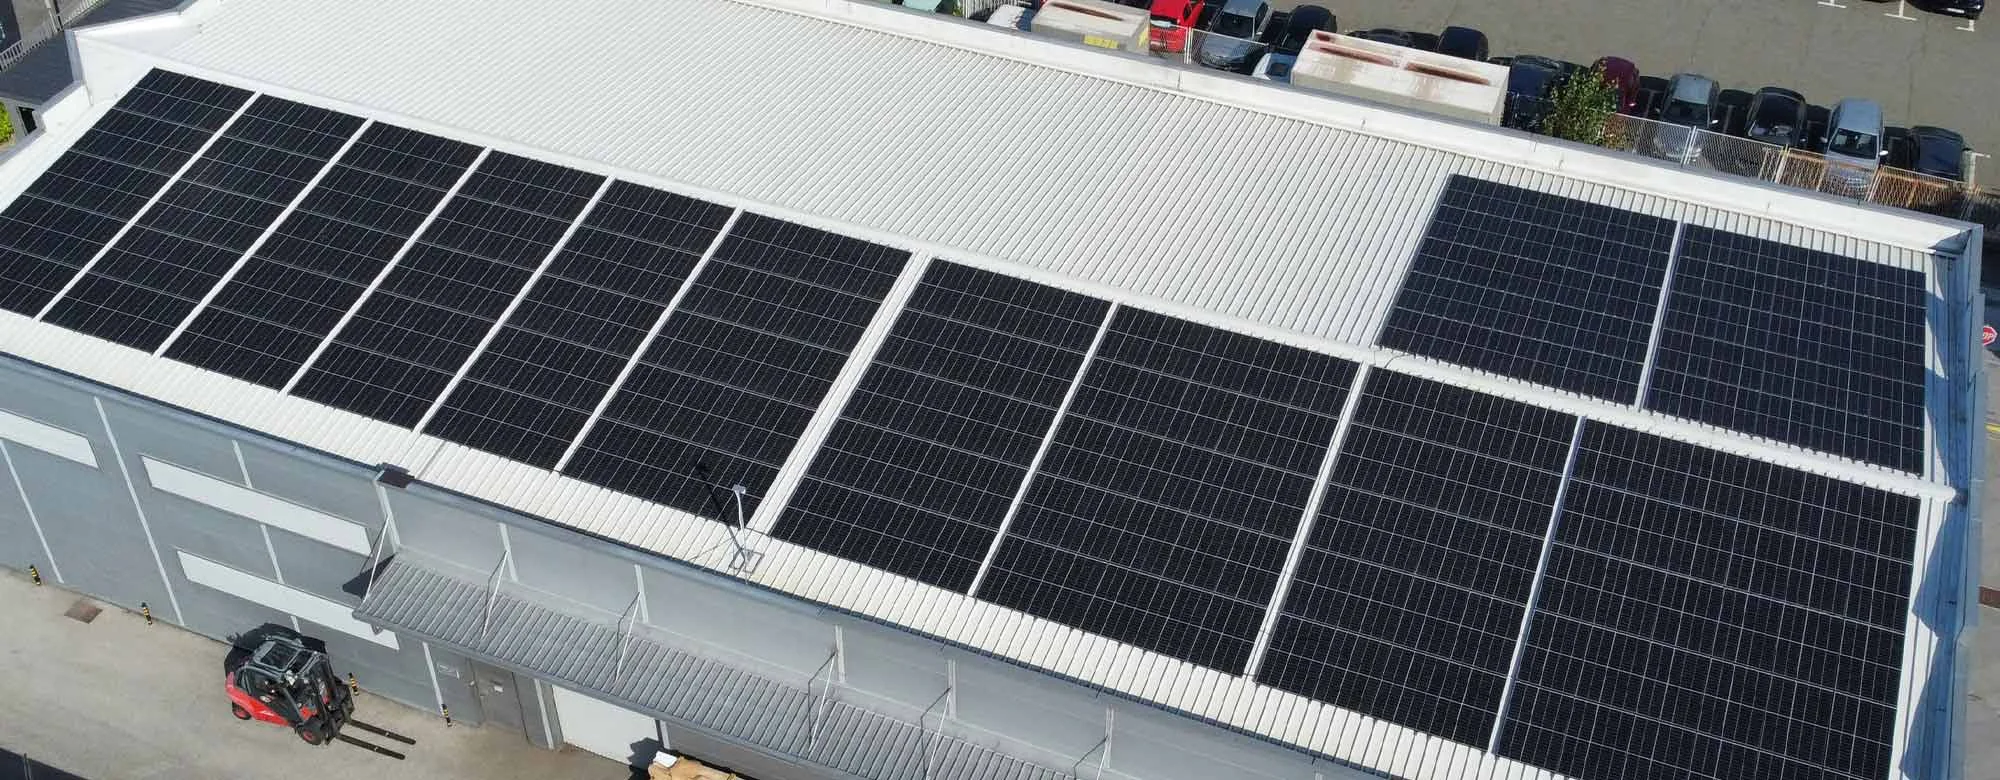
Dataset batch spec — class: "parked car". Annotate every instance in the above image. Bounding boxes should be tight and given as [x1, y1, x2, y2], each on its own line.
[1194, 0, 1272, 72]
[1350, 28, 1414, 47]
[1406, 31, 1440, 51]
[1148, 0, 1206, 54]
[1890, 126, 1969, 181]
[1822, 98, 1886, 188]
[1503, 56, 1566, 131]
[1251, 4, 1334, 83]
[1488, 55, 1513, 68]
[1743, 87, 1808, 148]
[1651, 73, 1721, 160]
[1912, 0, 1983, 18]
[1592, 57, 1641, 115]
[901, 0, 960, 12]
[1435, 26, 1488, 61]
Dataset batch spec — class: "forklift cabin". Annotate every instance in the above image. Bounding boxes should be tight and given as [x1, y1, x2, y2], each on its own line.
[224, 628, 354, 745]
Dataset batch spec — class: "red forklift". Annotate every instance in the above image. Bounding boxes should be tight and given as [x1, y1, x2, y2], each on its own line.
[222, 625, 413, 758]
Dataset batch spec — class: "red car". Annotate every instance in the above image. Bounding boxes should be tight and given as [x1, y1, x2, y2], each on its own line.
[1592, 57, 1642, 115]
[1148, 0, 1205, 54]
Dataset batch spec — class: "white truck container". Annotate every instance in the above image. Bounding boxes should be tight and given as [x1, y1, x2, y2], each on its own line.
[1029, 0, 1151, 52]
[1288, 32, 1510, 126]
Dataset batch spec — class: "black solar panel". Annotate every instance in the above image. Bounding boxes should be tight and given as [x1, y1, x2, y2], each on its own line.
[42, 95, 364, 350]
[977, 309, 1358, 672]
[0, 70, 249, 316]
[1646, 226, 1928, 473]
[1497, 423, 1918, 780]
[1379, 175, 1678, 402]
[164, 124, 482, 387]
[291, 152, 603, 426]
[773, 262, 1110, 591]
[425, 182, 734, 467]
[563, 213, 909, 521]
[1260, 371, 1576, 747]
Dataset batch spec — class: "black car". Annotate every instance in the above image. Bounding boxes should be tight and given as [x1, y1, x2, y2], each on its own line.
[1504, 56, 1565, 131]
[1436, 26, 1488, 61]
[1406, 31, 1440, 51]
[1743, 87, 1807, 148]
[1891, 126, 1969, 181]
[1912, 0, 1983, 19]
[1271, 3, 1334, 51]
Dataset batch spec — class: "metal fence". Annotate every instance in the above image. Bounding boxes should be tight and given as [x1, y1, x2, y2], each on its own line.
[1596, 112, 2000, 235]
[0, 17, 61, 72]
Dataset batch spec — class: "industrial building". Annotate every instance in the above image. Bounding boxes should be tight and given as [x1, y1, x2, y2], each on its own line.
[0, 1, 1981, 779]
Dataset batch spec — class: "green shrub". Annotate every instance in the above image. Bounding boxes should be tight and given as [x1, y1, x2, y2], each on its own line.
[1541, 64, 1619, 147]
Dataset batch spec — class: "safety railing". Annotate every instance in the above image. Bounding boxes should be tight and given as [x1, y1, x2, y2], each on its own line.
[0, 17, 62, 72]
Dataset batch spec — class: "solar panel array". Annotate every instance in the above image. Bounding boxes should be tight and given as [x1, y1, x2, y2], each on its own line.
[562, 213, 909, 519]
[166, 124, 483, 386]
[773, 262, 1110, 590]
[1497, 425, 1916, 780]
[1260, 372, 1576, 746]
[1380, 176, 1678, 403]
[292, 153, 605, 426]
[978, 309, 1359, 672]
[1647, 226, 1929, 473]
[0, 70, 1944, 780]
[425, 182, 734, 467]
[44, 95, 364, 350]
[0, 71, 249, 315]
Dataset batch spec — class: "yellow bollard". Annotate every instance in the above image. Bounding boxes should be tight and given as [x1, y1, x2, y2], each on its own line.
[347, 673, 360, 695]
[140, 602, 153, 625]
[441, 703, 452, 727]
[27, 565, 40, 586]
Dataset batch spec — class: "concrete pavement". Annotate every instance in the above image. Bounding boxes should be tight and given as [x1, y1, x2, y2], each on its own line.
[0, 570, 622, 780]
[1282, 0, 1997, 182]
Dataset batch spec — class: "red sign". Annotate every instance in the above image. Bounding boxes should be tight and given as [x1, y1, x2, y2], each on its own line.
[1983, 325, 1995, 347]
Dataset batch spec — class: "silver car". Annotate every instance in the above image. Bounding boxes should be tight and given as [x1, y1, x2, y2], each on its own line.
[1194, 0, 1271, 73]
[1650, 73, 1720, 162]
[1822, 98, 1885, 192]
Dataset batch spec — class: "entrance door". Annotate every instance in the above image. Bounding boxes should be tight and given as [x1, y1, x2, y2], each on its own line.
[469, 662, 526, 734]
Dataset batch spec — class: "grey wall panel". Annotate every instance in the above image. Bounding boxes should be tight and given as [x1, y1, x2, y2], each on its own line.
[1102, 699, 1334, 780]
[388, 488, 505, 571]
[949, 656, 1108, 763]
[641, 566, 834, 681]
[10, 446, 173, 613]
[267, 530, 369, 605]
[2, 368, 119, 446]
[176, 579, 298, 643]
[99, 401, 245, 485]
[143, 487, 279, 581]
[836, 622, 950, 718]
[507, 524, 635, 613]
[0, 445, 43, 571]
[239, 451, 384, 538]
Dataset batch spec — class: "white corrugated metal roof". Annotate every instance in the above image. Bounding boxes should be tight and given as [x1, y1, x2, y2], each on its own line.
[0, 0, 1981, 778]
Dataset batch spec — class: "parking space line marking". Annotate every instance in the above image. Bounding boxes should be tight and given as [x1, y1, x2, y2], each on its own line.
[1885, 1, 1919, 20]
[1958, 19, 1977, 31]
[1818, 0, 1848, 8]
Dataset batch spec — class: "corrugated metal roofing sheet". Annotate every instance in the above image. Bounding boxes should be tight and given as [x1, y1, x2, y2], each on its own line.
[149, 0, 1954, 349]
[358, 557, 1075, 780]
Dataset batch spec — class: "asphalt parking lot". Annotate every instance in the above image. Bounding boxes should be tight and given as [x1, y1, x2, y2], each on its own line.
[1273, 0, 1995, 182]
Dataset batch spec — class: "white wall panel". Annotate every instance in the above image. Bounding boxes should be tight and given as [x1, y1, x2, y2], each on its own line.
[177, 550, 398, 648]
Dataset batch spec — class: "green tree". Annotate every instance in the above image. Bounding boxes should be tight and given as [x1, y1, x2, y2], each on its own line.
[1539, 64, 1620, 147]
[0, 108, 12, 147]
